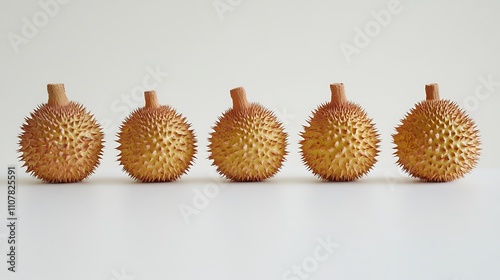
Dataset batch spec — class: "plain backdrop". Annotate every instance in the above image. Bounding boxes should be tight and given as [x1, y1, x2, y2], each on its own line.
[1, 0, 499, 173]
[0, 0, 500, 280]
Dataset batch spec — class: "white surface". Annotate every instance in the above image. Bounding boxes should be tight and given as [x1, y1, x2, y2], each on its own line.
[1, 0, 500, 172]
[1, 168, 499, 280]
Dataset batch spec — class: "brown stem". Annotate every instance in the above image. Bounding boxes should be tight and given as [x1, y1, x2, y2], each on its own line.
[230, 87, 250, 111]
[330, 83, 347, 105]
[47, 84, 69, 107]
[425, 83, 440, 101]
[144, 90, 160, 108]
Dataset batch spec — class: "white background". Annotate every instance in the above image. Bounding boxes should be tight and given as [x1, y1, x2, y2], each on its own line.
[0, 0, 499, 279]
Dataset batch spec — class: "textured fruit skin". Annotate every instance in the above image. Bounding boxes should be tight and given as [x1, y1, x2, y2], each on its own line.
[208, 103, 288, 181]
[393, 100, 480, 182]
[19, 102, 104, 183]
[300, 102, 380, 181]
[117, 106, 196, 182]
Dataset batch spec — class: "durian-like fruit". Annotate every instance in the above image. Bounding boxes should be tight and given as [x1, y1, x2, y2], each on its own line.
[18, 84, 104, 183]
[117, 91, 196, 182]
[300, 83, 380, 181]
[393, 83, 480, 182]
[208, 87, 288, 181]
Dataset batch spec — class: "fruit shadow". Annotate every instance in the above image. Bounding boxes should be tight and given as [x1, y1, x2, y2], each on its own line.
[264, 175, 448, 187]
[352, 175, 456, 187]
[87, 177, 207, 186]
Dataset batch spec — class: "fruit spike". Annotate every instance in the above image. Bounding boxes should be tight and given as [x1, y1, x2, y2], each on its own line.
[300, 83, 380, 181]
[208, 87, 288, 182]
[117, 90, 197, 182]
[18, 84, 104, 183]
[393, 83, 481, 182]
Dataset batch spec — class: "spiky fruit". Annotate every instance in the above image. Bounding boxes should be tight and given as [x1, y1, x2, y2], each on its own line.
[208, 87, 288, 181]
[393, 83, 480, 182]
[117, 91, 196, 182]
[18, 84, 104, 183]
[300, 83, 380, 181]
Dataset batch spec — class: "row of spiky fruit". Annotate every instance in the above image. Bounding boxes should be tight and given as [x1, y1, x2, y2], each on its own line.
[18, 83, 480, 183]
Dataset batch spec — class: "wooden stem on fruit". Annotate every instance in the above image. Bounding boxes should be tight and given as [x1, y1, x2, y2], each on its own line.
[425, 83, 440, 101]
[230, 87, 250, 111]
[144, 90, 160, 108]
[47, 84, 69, 107]
[330, 83, 347, 105]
